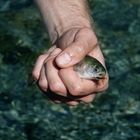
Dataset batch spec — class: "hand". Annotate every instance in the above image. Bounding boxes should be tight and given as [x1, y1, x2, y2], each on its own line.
[32, 27, 109, 105]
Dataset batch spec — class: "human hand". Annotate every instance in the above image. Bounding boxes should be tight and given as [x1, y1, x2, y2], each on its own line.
[32, 27, 109, 105]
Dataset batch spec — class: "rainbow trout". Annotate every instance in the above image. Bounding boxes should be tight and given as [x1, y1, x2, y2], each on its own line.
[74, 56, 106, 80]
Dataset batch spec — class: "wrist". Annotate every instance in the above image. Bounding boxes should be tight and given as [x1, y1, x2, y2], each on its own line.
[35, 0, 93, 44]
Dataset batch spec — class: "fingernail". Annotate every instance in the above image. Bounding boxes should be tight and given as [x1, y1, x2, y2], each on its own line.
[57, 53, 71, 65]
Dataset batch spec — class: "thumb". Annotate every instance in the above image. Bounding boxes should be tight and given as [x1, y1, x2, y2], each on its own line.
[55, 29, 97, 68]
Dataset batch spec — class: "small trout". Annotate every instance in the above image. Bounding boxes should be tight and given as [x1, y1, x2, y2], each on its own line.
[74, 56, 106, 80]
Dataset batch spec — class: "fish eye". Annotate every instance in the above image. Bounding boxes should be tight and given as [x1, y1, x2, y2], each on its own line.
[94, 67, 98, 72]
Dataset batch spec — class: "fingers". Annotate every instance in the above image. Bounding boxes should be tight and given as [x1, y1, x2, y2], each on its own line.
[38, 66, 48, 92]
[45, 48, 67, 96]
[96, 74, 109, 92]
[49, 93, 96, 105]
[55, 28, 98, 68]
[32, 46, 56, 81]
[47, 91, 95, 106]
[32, 53, 49, 80]
[59, 67, 96, 96]
[59, 67, 108, 96]
[78, 94, 96, 103]
[46, 91, 79, 106]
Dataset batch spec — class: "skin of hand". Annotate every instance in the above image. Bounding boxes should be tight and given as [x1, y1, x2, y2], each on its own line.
[32, 27, 109, 106]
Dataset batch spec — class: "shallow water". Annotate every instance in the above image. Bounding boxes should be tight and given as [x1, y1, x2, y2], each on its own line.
[0, 0, 140, 140]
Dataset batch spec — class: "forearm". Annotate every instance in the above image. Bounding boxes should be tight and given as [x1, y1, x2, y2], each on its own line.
[35, 0, 92, 44]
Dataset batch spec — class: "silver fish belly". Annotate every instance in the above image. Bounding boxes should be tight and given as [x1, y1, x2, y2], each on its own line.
[74, 56, 106, 80]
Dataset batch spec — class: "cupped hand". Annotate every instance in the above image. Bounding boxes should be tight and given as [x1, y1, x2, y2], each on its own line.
[32, 27, 109, 105]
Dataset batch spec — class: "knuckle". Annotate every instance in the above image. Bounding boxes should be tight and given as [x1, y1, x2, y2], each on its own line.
[50, 83, 64, 93]
[85, 29, 98, 48]
[76, 45, 86, 54]
[38, 80, 47, 91]
[69, 85, 83, 96]
[59, 69, 66, 76]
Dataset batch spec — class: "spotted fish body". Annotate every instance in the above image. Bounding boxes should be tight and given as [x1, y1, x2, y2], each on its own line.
[74, 56, 106, 80]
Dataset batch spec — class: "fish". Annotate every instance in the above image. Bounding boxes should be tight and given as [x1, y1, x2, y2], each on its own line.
[74, 56, 106, 80]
